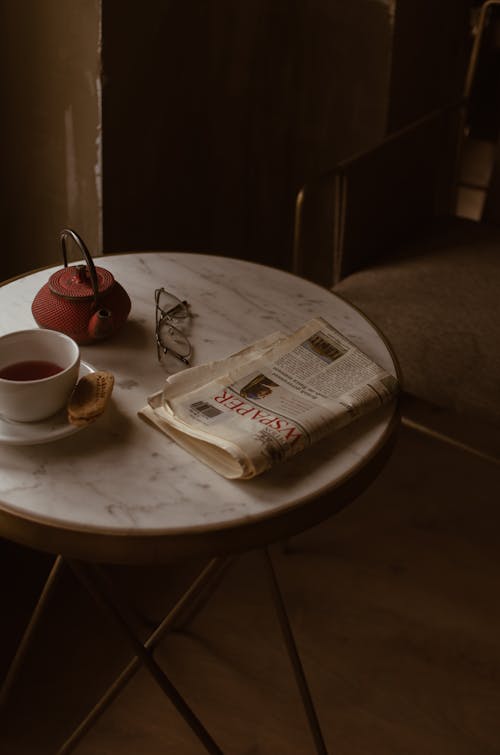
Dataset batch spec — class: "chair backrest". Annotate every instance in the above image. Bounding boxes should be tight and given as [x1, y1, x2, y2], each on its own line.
[293, 171, 341, 287]
[482, 139, 500, 223]
[337, 102, 464, 280]
[294, 101, 464, 287]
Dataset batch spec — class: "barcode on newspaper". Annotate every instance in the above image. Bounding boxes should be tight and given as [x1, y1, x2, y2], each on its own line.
[190, 401, 223, 419]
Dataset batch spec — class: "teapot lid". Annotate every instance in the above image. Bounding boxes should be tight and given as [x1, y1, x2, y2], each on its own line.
[49, 264, 115, 300]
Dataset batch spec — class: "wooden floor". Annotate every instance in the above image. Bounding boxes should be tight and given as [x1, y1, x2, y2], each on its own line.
[1, 418, 500, 755]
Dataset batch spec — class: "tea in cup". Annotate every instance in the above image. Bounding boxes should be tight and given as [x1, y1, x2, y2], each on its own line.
[0, 329, 80, 422]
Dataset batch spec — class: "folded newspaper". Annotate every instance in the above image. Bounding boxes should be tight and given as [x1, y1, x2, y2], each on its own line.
[139, 317, 399, 479]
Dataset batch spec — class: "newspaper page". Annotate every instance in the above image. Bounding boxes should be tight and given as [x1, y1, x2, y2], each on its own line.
[139, 317, 399, 479]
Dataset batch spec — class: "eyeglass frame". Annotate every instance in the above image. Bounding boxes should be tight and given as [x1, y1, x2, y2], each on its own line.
[155, 287, 192, 365]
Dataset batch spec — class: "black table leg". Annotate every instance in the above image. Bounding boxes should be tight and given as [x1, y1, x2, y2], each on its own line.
[0, 554, 64, 708]
[262, 547, 329, 755]
[58, 556, 232, 754]
[66, 558, 224, 755]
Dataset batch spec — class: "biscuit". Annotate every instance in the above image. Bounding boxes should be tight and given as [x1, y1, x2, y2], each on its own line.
[68, 371, 114, 426]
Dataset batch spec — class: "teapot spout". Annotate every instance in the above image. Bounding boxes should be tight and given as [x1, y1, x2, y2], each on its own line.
[88, 308, 114, 341]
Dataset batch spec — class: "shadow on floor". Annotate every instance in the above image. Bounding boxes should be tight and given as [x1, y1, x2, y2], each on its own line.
[1, 420, 499, 755]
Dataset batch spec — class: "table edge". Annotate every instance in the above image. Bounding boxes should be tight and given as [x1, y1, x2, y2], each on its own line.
[1, 252, 401, 563]
[0, 408, 400, 564]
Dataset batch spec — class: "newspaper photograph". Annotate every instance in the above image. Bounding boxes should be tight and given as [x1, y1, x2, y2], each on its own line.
[139, 318, 399, 479]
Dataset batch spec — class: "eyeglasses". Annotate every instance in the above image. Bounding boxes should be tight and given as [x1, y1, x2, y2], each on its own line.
[155, 288, 192, 365]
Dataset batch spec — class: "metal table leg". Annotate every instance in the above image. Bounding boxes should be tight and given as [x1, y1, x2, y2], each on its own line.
[262, 547, 329, 755]
[66, 559, 224, 755]
[0, 554, 64, 708]
[58, 556, 232, 754]
[4, 550, 328, 754]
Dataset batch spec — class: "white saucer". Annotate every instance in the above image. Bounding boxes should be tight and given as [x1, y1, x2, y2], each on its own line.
[0, 361, 96, 446]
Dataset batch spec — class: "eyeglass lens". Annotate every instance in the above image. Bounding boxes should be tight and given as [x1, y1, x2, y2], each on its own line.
[155, 289, 192, 362]
[156, 289, 190, 320]
[157, 319, 191, 359]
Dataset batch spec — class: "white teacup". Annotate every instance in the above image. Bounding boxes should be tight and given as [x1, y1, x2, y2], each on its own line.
[0, 329, 80, 422]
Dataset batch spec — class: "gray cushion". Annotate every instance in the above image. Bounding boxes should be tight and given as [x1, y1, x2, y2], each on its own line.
[333, 218, 500, 426]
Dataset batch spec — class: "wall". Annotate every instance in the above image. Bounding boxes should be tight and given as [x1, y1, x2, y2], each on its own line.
[101, 0, 394, 271]
[0, 1, 472, 282]
[0, 0, 101, 282]
[387, 0, 470, 131]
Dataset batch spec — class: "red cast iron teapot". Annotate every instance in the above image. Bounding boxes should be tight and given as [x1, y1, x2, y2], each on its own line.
[32, 229, 131, 344]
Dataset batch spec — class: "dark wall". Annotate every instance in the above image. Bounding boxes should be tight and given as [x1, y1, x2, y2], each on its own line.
[388, 0, 471, 132]
[101, 1, 394, 271]
[0, 1, 472, 282]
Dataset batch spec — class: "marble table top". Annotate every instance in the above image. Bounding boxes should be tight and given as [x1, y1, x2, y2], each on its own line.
[0, 253, 399, 563]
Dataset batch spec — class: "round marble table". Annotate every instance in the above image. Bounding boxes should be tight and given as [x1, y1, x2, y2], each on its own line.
[0, 252, 399, 565]
[0, 252, 399, 754]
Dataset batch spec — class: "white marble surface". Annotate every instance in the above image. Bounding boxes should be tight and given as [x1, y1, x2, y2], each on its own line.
[0, 253, 398, 541]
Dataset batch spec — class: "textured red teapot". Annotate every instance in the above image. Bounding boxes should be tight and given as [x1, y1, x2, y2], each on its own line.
[32, 229, 131, 344]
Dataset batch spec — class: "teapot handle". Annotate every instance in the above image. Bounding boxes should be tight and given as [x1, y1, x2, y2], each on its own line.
[60, 228, 100, 307]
